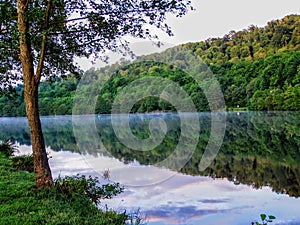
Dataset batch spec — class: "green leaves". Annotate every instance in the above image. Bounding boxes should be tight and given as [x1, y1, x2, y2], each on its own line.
[0, 139, 17, 157]
[1, 0, 192, 83]
[53, 174, 124, 206]
[253, 214, 276, 225]
[260, 214, 267, 221]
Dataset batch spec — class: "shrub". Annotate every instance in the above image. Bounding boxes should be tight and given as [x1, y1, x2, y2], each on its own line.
[53, 174, 124, 206]
[11, 155, 34, 172]
[0, 139, 17, 157]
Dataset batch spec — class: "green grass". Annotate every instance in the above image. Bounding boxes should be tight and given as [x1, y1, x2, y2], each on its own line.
[0, 153, 127, 225]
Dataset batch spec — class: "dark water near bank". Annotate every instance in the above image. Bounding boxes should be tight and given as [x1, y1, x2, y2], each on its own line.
[0, 111, 300, 224]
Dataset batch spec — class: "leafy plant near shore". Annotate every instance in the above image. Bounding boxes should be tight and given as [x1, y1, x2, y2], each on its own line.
[54, 174, 124, 206]
[0, 139, 34, 172]
[252, 214, 276, 225]
[0, 139, 17, 157]
[11, 155, 34, 173]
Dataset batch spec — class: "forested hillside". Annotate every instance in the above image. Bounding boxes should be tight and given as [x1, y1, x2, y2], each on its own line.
[0, 75, 79, 116]
[0, 14, 299, 116]
[183, 14, 300, 64]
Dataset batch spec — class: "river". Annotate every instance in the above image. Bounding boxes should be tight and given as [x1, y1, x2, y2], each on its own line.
[0, 111, 299, 225]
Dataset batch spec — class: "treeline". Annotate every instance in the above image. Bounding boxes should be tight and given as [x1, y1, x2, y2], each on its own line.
[0, 75, 79, 116]
[183, 14, 300, 64]
[212, 51, 300, 110]
[89, 51, 300, 113]
[0, 14, 299, 116]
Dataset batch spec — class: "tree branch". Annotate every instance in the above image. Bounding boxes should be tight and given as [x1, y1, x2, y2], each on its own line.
[49, 7, 167, 27]
[35, 0, 51, 83]
[49, 16, 89, 26]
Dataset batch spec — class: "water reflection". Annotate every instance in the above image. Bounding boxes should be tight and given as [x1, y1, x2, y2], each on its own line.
[0, 112, 300, 195]
[14, 144, 300, 225]
[1, 112, 300, 224]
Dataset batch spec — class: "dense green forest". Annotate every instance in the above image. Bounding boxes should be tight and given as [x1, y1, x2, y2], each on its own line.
[0, 75, 79, 116]
[0, 14, 299, 116]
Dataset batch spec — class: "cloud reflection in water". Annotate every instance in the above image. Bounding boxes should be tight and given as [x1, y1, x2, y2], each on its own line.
[16, 144, 300, 225]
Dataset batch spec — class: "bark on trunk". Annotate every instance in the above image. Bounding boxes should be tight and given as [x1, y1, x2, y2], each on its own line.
[24, 82, 53, 188]
[18, 0, 53, 188]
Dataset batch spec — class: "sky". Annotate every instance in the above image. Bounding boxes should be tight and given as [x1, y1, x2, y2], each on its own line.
[158, 0, 300, 44]
[78, 0, 300, 70]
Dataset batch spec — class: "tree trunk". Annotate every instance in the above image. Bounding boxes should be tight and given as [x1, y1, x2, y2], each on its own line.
[24, 81, 53, 188]
[18, 0, 53, 188]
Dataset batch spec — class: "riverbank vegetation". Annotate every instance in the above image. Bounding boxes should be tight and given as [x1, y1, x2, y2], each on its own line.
[0, 142, 129, 224]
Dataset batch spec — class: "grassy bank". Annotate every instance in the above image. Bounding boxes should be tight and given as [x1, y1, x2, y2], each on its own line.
[0, 153, 127, 225]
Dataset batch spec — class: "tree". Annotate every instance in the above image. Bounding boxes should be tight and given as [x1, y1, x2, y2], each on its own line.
[0, 0, 192, 188]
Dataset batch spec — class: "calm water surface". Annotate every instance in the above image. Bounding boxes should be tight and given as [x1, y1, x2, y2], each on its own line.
[0, 111, 300, 225]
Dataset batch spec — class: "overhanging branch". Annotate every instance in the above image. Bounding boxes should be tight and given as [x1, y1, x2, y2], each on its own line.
[49, 7, 169, 27]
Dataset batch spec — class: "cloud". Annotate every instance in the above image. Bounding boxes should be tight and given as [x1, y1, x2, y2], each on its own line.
[198, 199, 230, 204]
[144, 204, 229, 225]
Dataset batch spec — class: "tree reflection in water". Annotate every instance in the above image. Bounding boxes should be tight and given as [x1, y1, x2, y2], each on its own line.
[0, 111, 299, 197]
